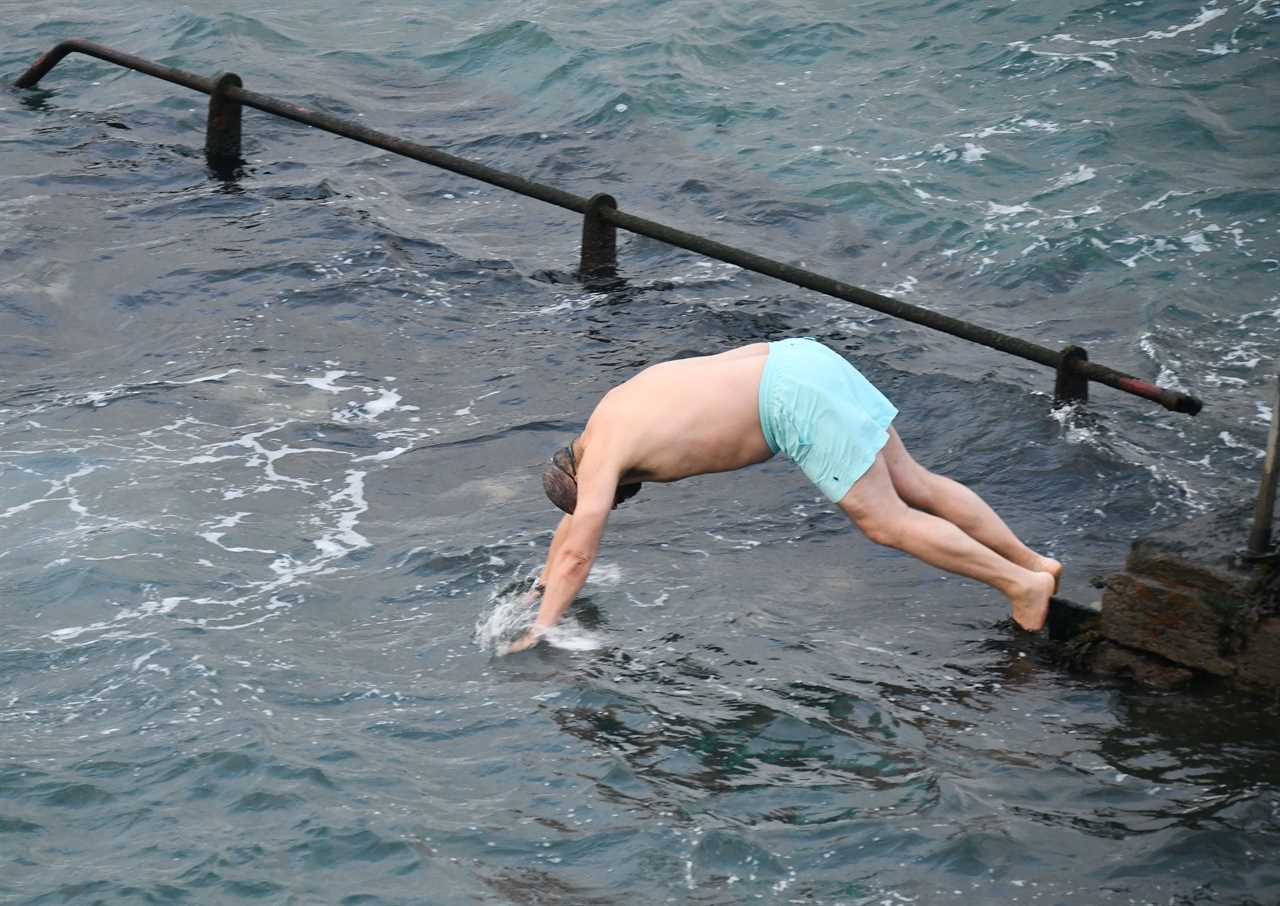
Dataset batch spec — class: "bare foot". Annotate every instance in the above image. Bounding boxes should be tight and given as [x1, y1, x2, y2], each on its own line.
[1036, 556, 1064, 592]
[1009, 570, 1055, 631]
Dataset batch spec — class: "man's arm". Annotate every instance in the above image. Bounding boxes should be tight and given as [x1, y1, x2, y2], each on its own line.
[509, 471, 617, 651]
[529, 514, 574, 597]
[531, 498, 609, 630]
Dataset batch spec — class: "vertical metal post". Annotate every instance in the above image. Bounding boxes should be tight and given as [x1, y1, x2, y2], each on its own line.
[1055, 345, 1090, 406]
[1248, 373, 1280, 557]
[578, 193, 618, 281]
[205, 71, 243, 172]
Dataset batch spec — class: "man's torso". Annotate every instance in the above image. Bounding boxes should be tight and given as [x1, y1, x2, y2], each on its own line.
[580, 343, 775, 484]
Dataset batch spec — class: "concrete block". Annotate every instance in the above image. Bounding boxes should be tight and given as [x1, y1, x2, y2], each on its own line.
[1235, 617, 1280, 692]
[1087, 641, 1195, 690]
[1101, 572, 1243, 677]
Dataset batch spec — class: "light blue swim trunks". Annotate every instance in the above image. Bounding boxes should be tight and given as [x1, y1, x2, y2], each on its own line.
[757, 338, 898, 502]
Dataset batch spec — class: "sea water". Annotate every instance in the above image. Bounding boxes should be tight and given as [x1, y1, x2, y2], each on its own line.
[2, 1, 1278, 903]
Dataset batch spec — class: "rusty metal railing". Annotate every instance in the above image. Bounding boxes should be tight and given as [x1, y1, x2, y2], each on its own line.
[14, 39, 1203, 416]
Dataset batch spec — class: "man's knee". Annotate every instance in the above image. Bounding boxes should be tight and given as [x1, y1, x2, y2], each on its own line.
[851, 506, 905, 549]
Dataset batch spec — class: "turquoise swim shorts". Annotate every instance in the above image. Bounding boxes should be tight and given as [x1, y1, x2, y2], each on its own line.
[757, 338, 898, 502]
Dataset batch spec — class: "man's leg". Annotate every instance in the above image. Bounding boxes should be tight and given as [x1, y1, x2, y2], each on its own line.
[837, 452, 1054, 630]
[879, 428, 1062, 585]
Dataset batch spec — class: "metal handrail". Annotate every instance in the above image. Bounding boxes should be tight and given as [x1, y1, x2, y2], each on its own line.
[14, 38, 1203, 416]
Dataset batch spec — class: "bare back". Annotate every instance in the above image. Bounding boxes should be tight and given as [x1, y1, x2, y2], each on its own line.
[578, 343, 775, 484]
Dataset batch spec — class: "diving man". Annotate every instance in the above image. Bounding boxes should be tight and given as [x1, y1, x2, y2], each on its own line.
[509, 338, 1060, 651]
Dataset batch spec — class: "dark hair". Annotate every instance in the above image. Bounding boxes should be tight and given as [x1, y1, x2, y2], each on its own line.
[542, 444, 640, 514]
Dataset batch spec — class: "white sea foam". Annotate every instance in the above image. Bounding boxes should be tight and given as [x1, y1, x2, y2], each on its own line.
[1006, 41, 1117, 73]
[1219, 431, 1263, 456]
[986, 202, 1036, 217]
[885, 275, 918, 295]
[1140, 189, 1198, 211]
[352, 446, 408, 463]
[24, 363, 424, 646]
[1182, 231, 1212, 253]
[968, 124, 1020, 139]
[1198, 42, 1237, 55]
[336, 387, 405, 421]
[1083, 6, 1229, 48]
[301, 370, 351, 392]
[928, 142, 988, 164]
[49, 595, 188, 642]
[363, 388, 403, 417]
[1046, 165, 1096, 192]
[312, 470, 371, 558]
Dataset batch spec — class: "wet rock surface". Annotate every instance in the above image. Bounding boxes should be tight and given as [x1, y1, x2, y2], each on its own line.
[1070, 506, 1279, 694]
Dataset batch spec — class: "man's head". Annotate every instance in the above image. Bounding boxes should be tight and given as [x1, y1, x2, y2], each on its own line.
[542, 442, 641, 515]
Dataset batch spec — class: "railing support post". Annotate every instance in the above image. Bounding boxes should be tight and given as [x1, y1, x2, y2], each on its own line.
[578, 193, 618, 281]
[1248, 373, 1280, 558]
[1055, 345, 1089, 406]
[205, 71, 243, 172]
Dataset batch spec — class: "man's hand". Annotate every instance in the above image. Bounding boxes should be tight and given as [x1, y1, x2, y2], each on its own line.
[506, 626, 544, 653]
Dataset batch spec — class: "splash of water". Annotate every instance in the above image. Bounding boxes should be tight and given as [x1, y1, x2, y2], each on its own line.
[474, 575, 606, 655]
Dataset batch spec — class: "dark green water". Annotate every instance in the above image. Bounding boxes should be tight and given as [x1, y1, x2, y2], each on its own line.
[2, 1, 1278, 903]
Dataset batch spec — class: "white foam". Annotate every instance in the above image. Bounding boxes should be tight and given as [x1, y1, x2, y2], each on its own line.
[967, 124, 1020, 139]
[0, 463, 101, 522]
[986, 202, 1036, 217]
[337, 390, 416, 422]
[1085, 6, 1229, 48]
[49, 596, 188, 642]
[706, 531, 762, 549]
[362, 388, 402, 418]
[1140, 189, 1197, 211]
[886, 275, 919, 295]
[198, 531, 277, 555]
[1182, 231, 1212, 253]
[1007, 40, 1117, 73]
[131, 647, 167, 672]
[1198, 42, 1237, 55]
[312, 470, 371, 558]
[1219, 431, 1263, 456]
[301, 370, 351, 392]
[352, 446, 408, 463]
[1046, 165, 1096, 192]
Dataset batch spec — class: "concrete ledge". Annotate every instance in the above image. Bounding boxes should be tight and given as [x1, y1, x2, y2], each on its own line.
[1234, 616, 1280, 691]
[1101, 572, 1244, 677]
[1091, 504, 1278, 693]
